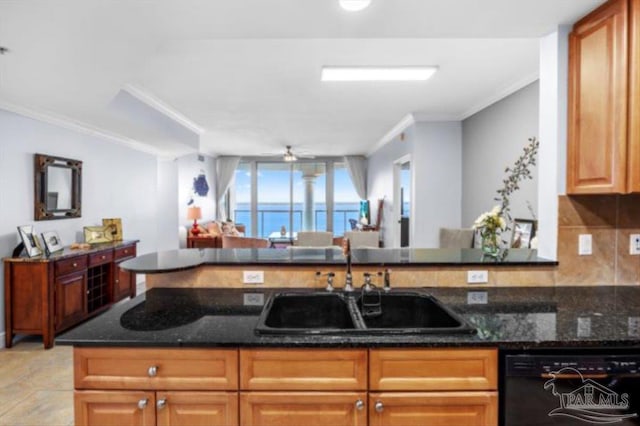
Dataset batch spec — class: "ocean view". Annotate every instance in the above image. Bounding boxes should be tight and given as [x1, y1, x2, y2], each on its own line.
[233, 202, 360, 237]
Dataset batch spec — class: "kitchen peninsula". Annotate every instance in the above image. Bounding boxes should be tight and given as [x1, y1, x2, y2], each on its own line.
[57, 248, 640, 426]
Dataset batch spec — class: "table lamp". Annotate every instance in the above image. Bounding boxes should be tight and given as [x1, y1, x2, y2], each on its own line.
[187, 206, 202, 236]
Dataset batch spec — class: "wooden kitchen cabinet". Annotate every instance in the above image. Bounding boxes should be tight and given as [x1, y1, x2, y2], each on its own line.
[240, 392, 367, 426]
[73, 347, 498, 426]
[567, 0, 640, 193]
[75, 390, 238, 426]
[368, 392, 497, 426]
[74, 348, 239, 426]
[75, 390, 156, 426]
[4, 241, 137, 349]
[369, 348, 498, 426]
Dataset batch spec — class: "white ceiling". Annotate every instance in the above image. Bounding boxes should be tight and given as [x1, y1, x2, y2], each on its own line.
[0, 0, 605, 157]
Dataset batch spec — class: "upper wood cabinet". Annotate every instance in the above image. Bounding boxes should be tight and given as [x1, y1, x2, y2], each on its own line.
[567, 0, 640, 193]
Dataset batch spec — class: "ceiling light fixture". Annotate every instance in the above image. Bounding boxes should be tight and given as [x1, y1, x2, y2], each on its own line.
[339, 0, 371, 12]
[283, 146, 297, 162]
[321, 66, 438, 82]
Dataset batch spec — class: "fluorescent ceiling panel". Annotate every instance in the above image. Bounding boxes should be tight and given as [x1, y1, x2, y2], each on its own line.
[321, 66, 438, 82]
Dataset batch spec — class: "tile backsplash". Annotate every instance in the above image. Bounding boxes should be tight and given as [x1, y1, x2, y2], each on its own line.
[557, 195, 640, 285]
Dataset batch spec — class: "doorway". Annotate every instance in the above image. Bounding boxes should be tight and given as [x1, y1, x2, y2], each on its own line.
[393, 156, 412, 247]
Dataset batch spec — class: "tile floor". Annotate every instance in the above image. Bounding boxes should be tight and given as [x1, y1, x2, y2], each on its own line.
[0, 283, 145, 426]
[0, 337, 74, 426]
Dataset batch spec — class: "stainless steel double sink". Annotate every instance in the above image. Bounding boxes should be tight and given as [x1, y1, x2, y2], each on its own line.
[254, 291, 476, 335]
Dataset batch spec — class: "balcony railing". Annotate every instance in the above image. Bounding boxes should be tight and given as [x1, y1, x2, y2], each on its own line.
[234, 208, 359, 238]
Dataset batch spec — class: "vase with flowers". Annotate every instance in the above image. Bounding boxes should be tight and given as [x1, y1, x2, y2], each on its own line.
[474, 205, 507, 258]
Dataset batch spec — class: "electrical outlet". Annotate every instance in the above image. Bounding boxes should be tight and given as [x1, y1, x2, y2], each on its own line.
[628, 317, 640, 337]
[577, 317, 591, 337]
[467, 291, 488, 305]
[630, 234, 640, 255]
[467, 270, 488, 284]
[243, 293, 265, 306]
[243, 271, 264, 284]
[578, 234, 592, 256]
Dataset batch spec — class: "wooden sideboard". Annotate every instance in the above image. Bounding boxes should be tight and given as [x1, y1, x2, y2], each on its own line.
[4, 241, 137, 349]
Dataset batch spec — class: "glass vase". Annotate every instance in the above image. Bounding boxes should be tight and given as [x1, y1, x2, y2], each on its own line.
[480, 229, 500, 259]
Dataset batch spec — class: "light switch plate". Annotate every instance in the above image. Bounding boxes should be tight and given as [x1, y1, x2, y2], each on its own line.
[243, 271, 264, 284]
[628, 317, 640, 337]
[467, 270, 488, 284]
[578, 234, 592, 256]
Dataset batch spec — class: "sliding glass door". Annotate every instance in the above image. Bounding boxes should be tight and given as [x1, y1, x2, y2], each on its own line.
[232, 160, 358, 238]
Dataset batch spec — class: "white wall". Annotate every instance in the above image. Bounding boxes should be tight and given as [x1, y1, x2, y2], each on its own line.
[156, 158, 180, 251]
[176, 154, 217, 247]
[461, 81, 540, 227]
[367, 122, 462, 248]
[0, 108, 167, 341]
[412, 122, 462, 248]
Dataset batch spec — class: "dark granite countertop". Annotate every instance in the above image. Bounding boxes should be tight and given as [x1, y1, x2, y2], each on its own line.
[120, 248, 556, 274]
[4, 240, 138, 262]
[57, 286, 640, 349]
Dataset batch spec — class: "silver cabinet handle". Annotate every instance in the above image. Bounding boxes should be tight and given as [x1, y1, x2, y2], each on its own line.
[101, 255, 106, 259]
[375, 401, 384, 413]
[147, 366, 158, 377]
[137, 399, 148, 410]
[157, 399, 167, 410]
[72, 262, 78, 267]
[355, 399, 364, 411]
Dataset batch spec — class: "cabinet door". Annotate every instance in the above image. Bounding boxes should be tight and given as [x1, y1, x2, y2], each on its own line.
[113, 262, 134, 301]
[55, 272, 87, 330]
[157, 391, 238, 426]
[368, 392, 497, 426]
[567, 0, 629, 193]
[75, 390, 156, 426]
[627, 0, 640, 191]
[240, 392, 367, 426]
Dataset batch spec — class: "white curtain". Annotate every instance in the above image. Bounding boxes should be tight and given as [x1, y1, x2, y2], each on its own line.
[215, 156, 241, 220]
[345, 156, 367, 200]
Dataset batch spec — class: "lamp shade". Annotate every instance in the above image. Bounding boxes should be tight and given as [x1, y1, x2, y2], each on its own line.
[187, 206, 202, 221]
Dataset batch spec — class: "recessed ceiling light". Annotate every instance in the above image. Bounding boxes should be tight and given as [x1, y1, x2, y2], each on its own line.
[321, 67, 438, 82]
[339, 0, 371, 12]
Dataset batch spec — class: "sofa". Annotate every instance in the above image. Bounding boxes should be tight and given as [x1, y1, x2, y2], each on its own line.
[186, 222, 246, 248]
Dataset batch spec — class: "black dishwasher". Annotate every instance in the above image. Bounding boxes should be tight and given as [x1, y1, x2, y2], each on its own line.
[503, 353, 640, 425]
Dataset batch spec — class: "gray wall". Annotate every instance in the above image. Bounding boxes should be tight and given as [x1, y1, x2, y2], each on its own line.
[461, 81, 540, 227]
[0, 108, 172, 344]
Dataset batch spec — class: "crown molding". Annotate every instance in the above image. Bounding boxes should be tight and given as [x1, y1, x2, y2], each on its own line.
[367, 113, 415, 157]
[457, 72, 540, 120]
[0, 100, 162, 156]
[122, 84, 204, 135]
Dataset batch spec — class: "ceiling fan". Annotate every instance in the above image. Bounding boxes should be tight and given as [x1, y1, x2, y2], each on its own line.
[261, 145, 315, 162]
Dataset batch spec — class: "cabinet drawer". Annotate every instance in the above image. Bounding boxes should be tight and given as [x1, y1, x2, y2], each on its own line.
[74, 348, 238, 390]
[114, 245, 136, 260]
[88, 250, 113, 267]
[240, 348, 367, 391]
[240, 392, 367, 426]
[55, 256, 88, 276]
[369, 348, 497, 391]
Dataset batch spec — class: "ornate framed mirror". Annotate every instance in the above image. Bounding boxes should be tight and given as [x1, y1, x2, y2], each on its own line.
[34, 153, 82, 220]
